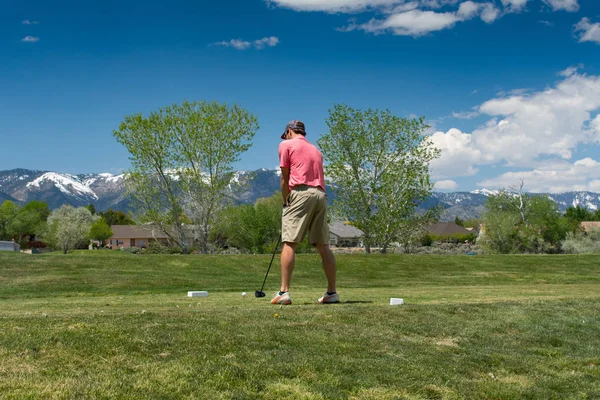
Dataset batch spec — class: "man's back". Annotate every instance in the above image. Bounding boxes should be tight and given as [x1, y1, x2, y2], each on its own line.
[278, 136, 325, 191]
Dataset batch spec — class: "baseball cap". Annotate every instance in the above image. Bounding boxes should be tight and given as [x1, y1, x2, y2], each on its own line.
[281, 120, 306, 139]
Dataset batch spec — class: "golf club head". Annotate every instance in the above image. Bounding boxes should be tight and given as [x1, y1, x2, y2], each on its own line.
[255, 290, 266, 298]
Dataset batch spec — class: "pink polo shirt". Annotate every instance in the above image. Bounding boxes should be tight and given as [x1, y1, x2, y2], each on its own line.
[278, 136, 326, 191]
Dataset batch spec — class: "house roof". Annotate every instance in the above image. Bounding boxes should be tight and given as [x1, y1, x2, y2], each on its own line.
[428, 222, 472, 237]
[581, 221, 600, 232]
[110, 225, 169, 239]
[329, 221, 364, 238]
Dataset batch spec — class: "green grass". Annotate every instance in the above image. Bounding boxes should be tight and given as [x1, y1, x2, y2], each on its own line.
[1, 251, 599, 399]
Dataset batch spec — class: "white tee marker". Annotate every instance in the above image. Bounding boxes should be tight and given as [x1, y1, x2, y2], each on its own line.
[188, 291, 208, 297]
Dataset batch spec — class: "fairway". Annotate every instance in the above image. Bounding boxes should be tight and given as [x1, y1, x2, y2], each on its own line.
[1, 252, 599, 399]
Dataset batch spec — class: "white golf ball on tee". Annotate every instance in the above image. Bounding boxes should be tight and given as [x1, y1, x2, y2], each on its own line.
[242, 292, 247, 296]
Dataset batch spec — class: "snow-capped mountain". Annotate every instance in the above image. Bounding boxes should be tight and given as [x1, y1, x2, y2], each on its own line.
[434, 190, 600, 220]
[1, 168, 599, 218]
[26, 172, 99, 200]
[0, 169, 127, 210]
[547, 192, 600, 211]
[470, 189, 501, 197]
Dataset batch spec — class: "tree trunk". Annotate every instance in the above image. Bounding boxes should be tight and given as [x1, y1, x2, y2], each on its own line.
[201, 230, 209, 254]
[365, 244, 371, 254]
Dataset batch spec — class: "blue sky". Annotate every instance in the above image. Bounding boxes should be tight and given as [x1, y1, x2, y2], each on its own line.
[1, 0, 599, 192]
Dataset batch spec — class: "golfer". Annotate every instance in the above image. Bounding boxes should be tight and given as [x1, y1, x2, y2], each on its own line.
[271, 120, 339, 305]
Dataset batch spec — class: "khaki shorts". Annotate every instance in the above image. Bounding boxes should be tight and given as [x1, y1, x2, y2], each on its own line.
[282, 185, 329, 245]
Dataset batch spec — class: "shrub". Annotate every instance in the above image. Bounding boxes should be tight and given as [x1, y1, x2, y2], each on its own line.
[421, 234, 433, 247]
[169, 246, 182, 254]
[220, 247, 242, 255]
[561, 228, 600, 254]
[431, 233, 476, 244]
[145, 241, 170, 254]
[120, 246, 141, 254]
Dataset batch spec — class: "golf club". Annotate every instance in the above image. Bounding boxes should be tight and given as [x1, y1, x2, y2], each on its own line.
[255, 236, 281, 298]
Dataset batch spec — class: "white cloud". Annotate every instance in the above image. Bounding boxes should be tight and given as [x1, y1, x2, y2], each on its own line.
[434, 179, 459, 190]
[267, 0, 574, 38]
[253, 36, 280, 49]
[266, 0, 400, 13]
[559, 64, 583, 77]
[344, 2, 499, 36]
[390, 1, 420, 13]
[22, 19, 39, 25]
[430, 72, 600, 189]
[213, 36, 279, 50]
[477, 158, 600, 192]
[452, 110, 479, 119]
[500, 0, 529, 12]
[268, 1, 515, 37]
[429, 128, 484, 178]
[356, 9, 462, 36]
[574, 18, 600, 45]
[215, 39, 252, 50]
[21, 36, 40, 43]
[539, 20, 553, 27]
[419, 0, 460, 8]
[480, 3, 501, 23]
[456, 1, 481, 19]
[542, 0, 579, 12]
[591, 114, 600, 134]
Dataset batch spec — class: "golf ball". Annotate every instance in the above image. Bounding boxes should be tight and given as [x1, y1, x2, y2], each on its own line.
[242, 292, 247, 296]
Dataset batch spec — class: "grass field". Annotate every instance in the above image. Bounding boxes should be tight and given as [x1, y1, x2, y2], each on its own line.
[1, 251, 599, 399]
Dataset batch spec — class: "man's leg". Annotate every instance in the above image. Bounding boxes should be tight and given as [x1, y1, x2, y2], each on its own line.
[280, 242, 297, 292]
[316, 244, 336, 293]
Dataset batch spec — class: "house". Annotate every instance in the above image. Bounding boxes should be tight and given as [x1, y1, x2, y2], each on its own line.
[329, 221, 364, 247]
[427, 222, 473, 241]
[105, 225, 171, 249]
[105, 224, 206, 249]
[0, 240, 20, 252]
[580, 221, 600, 232]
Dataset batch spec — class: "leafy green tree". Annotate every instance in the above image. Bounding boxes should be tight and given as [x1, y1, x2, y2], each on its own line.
[46, 206, 97, 254]
[0, 200, 20, 240]
[481, 191, 568, 254]
[318, 104, 440, 253]
[527, 196, 570, 248]
[481, 200, 522, 254]
[454, 216, 464, 227]
[463, 219, 482, 229]
[564, 206, 597, 222]
[114, 100, 258, 254]
[86, 204, 96, 215]
[22, 200, 50, 222]
[11, 201, 51, 243]
[212, 193, 281, 253]
[89, 217, 113, 247]
[99, 209, 135, 226]
[98, 209, 135, 226]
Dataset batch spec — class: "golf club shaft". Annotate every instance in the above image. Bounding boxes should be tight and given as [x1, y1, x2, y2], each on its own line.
[259, 236, 281, 293]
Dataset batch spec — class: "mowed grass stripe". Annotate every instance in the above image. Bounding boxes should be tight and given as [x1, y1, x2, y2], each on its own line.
[1, 252, 599, 297]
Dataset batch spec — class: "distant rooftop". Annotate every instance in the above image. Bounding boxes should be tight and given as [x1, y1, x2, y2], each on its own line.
[329, 221, 363, 238]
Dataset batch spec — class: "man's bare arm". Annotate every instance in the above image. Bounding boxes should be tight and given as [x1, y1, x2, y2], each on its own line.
[280, 167, 290, 205]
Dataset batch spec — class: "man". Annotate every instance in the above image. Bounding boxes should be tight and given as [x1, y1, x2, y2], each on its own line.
[271, 120, 339, 305]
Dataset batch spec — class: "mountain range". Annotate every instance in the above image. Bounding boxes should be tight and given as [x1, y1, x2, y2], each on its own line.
[1, 168, 599, 221]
